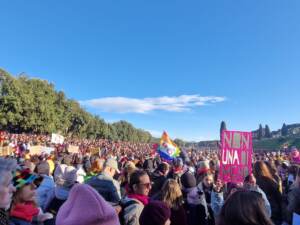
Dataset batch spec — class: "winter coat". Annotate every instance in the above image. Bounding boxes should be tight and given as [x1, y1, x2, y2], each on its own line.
[36, 175, 55, 211]
[121, 198, 144, 225]
[286, 186, 300, 224]
[149, 172, 167, 197]
[86, 171, 121, 204]
[256, 176, 283, 225]
[170, 206, 188, 225]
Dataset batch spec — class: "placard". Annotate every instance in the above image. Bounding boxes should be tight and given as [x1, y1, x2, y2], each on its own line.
[219, 130, 253, 183]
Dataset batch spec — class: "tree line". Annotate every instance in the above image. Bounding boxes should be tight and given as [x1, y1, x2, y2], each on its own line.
[0, 69, 152, 143]
[220, 121, 291, 140]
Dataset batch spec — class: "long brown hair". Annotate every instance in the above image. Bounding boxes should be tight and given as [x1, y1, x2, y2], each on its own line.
[253, 161, 274, 181]
[161, 179, 183, 210]
[217, 190, 274, 225]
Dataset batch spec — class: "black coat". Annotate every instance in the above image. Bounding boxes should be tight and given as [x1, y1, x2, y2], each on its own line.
[256, 176, 283, 225]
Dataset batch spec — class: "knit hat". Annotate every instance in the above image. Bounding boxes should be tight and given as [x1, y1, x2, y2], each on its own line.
[13, 169, 37, 189]
[55, 165, 77, 188]
[104, 158, 120, 173]
[139, 201, 171, 225]
[172, 157, 183, 168]
[181, 171, 196, 188]
[56, 184, 120, 225]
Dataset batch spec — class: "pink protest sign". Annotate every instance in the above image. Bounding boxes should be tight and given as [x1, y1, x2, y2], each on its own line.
[219, 130, 253, 183]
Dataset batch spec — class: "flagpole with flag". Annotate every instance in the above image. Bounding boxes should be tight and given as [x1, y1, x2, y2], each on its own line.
[156, 131, 181, 161]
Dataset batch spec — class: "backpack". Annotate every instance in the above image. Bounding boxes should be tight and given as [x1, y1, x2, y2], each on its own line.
[118, 200, 139, 225]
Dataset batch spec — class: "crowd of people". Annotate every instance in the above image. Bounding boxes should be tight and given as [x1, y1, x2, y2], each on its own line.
[0, 132, 300, 225]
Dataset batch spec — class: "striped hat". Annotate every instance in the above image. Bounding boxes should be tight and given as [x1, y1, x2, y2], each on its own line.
[13, 168, 37, 189]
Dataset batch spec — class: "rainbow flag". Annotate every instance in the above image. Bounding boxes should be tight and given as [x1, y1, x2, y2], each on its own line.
[156, 131, 181, 161]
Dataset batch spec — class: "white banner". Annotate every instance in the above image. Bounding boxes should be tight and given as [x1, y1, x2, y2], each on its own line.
[51, 133, 64, 144]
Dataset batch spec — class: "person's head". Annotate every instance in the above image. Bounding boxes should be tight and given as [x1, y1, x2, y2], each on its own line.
[12, 169, 37, 206]
[253, 161, 274, 180]
[218, 190, 274, 225]
[56, 184, 120, 225]
[91, 158, 104, 174]
[62, 155, 73, 166]
[124, 161, 137, 179]
[56, 166, 77, 188]
[0, 158, 17, 209]
[24, 160, 36, 172]
[264, 161, 278, 176]
[180, 171, 196, 189]
[103, 158, 120, 178]
[244, 173, 257, 186]
[37, 161, 50, 176]
[129, 170, 151, 196]
[161, 179, 183, 210]
[224, 182, 239, 200]
[139, 201, 171, 225]
[209, 160, 217, 171]
[202, 173, 214, 188]
[157, 162, 169, 176]
[172, 158, 183, 170]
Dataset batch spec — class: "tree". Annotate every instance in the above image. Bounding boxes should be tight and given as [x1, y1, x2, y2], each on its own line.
[0, 68, 153, 142]
[174, 138, 185, 147]
[281, 123, 288, 136]
[220, 121, 227, 140]
[265, 125, 271, 138]
[258, 124, 263, 140]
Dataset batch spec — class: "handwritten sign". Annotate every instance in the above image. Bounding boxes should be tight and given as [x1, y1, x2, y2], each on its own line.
[68, 145, 79, 154]
[51, 133, 64, 144]
[219, 130, 253, 183]
[0, 146, 13, 156]
[29, 146, 43, 155]
[41, 146, 55, 155]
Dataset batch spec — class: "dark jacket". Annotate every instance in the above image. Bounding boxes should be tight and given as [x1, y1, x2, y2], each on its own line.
[170, 206, 188, 225]
[149, 172, 167, 197]
[86, 172, 121, 204]
[256, 176, 283, 225]
[286, 186, 300, 224]
[9, 218, 32, 225]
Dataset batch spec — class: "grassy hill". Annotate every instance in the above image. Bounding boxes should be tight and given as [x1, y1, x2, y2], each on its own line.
[253, 136, 300, 151]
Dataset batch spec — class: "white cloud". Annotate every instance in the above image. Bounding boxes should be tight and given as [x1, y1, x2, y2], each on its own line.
[80, 94, 226, 114]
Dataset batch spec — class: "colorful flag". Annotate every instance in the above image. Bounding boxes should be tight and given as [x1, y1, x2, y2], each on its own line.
[156, 131, 180, 161]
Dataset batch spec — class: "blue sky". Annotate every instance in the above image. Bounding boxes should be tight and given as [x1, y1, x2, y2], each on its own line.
[1, 1, 300, 141]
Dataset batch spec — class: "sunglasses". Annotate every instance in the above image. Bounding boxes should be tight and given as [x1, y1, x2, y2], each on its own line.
[138, 182, 152, 189]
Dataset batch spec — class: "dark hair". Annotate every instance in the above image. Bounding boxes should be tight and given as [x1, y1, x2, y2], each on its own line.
[217, 191, 274, 225]
[129, 170, 148, 191]
[253, 161, 274, 180]
[157, 162, 169, 174]
[297, 166, 300, 177]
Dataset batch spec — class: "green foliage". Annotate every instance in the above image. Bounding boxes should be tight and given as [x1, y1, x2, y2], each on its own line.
[174, 138, 185, 147]
[265, 125, 271, 138]
[281, 123, 288, 136]
[0, 69, 152, 142]
[220, 121, 227, 140]
[253, 137, 300, 151]
[258, 124, 263, 140]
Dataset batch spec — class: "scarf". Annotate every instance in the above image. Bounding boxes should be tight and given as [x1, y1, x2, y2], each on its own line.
[10, 202, 39, 222]
[127, 193, 149, 205]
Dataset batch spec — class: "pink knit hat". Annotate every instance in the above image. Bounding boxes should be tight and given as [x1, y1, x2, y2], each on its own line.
[56, 184, 120, 225]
